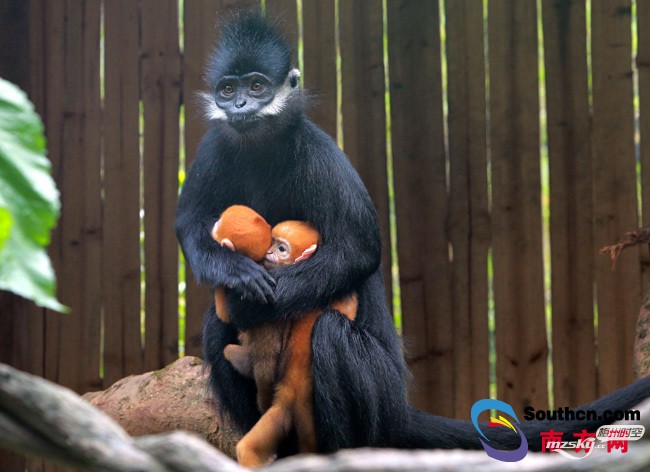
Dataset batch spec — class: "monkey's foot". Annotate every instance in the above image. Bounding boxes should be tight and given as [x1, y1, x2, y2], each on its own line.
[235, 439, 275, 468]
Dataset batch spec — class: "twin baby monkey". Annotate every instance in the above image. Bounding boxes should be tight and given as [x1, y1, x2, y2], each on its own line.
[211, 205, 357, 466]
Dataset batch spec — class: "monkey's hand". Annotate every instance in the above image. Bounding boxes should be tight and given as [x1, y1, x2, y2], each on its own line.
[221, 253, 276, 305]
[224, 344, 253, 378]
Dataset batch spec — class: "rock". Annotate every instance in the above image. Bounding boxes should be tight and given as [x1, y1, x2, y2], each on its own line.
[82, 356, 240, 458]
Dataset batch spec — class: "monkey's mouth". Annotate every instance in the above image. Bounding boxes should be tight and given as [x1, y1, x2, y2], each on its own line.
[228, 114, 261, 131]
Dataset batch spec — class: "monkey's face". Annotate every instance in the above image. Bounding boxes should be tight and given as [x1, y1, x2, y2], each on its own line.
[263, 237, 293, 269]
[214, 72, 275, 131]
[205, 69, 301, 133]
[202, 14, 302, 135]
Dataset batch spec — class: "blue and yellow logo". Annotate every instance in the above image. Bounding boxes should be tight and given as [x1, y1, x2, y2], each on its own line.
[471, 399, 528, 462]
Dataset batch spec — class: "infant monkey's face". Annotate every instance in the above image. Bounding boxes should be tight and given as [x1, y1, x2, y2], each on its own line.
[263, 236, 292, 270]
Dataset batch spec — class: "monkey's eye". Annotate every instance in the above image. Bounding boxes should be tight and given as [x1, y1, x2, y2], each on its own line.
[278, 245, 287, 253]
[222, 84, 235, 95]
[250, 81, 264, 92]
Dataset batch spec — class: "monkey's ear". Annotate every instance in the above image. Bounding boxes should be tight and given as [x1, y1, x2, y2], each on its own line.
[220, 238, 236, 252]
[295, 244, 317, 262]
[211, 219, 221, 242]
[288, 68, 300, 89]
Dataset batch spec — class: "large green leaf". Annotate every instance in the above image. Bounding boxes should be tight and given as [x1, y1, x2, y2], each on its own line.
[0, 78, 67, 312]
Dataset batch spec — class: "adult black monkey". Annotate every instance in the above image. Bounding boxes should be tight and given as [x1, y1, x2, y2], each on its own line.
[176, 12, 650, 456]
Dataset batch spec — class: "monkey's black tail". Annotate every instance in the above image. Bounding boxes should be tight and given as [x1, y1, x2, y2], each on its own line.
[398, 376, 650, 451]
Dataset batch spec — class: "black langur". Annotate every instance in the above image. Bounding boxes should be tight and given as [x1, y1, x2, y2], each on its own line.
[175, 12, 650, 459]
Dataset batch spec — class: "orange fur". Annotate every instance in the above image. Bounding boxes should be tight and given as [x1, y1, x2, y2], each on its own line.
[236, 295, 357, 467]
[330, 293, 358, 321]
[212, 206, 272, 323]
[236, 311, 320, 468]
[213, 205, 272, 261]
[237, 299, 358, 467]
[209, 205, 357, 466]
[214, 287, 231, 323]
[271, 221, 320, 260]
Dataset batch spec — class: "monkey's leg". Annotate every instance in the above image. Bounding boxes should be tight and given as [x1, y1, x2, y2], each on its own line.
[294, 395, 317, 453]
[283, 312, 319, 453]
[224, 344, 253, 378]
[214, 287, 231, 323]
[330, 293, 358, 321]
[254, 368, 276, 412]
[236, 404, 292, 468]
[247, 325, 285, 412]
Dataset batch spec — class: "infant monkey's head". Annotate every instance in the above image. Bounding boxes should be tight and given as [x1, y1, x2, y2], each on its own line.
[264, 220, 319, 269]
[212, 205, 319, 268]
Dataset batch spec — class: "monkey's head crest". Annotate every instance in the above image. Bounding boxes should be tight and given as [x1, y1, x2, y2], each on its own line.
[208, 12, 292, 87]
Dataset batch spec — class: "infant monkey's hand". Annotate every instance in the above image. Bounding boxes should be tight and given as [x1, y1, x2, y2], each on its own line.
[224, 344, 253, 378]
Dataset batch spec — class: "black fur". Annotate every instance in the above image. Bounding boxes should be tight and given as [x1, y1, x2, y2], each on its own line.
[208, 13, 291, 87]
[177, 13, 650, 455]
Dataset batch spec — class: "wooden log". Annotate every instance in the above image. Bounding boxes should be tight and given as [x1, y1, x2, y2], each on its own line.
[135, 432, 244, 472]
[3, 360, 650, 471]
[0, 363, 162, 470]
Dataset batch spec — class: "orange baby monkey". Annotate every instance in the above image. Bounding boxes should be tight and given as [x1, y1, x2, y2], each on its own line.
[212, 205, 319, 410]
[211, 205, 357, 467]
[211, 205, 316, 324]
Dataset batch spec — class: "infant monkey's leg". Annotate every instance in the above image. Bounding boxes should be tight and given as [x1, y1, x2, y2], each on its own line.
[330, 292, 358, 321]
[280, 311, 320, 453]
[247, 326, 285, 412]
[236, 403, 292, 468]
[214, 287, 231, 323]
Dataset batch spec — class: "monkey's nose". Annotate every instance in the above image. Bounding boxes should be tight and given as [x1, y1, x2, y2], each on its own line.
[235, 99, 247, 108]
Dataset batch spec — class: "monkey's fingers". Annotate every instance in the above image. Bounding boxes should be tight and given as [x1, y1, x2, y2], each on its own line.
[234, 282, 261, 304]
[234, 273, 274, 305]
[247, 265, 276, 303]
[263, 271, 277, 288]
[246, 275, 275, 305]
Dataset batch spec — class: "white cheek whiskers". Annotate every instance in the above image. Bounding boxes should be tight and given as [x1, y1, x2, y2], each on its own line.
[198, 91, 227, 121]
[258, 68, 300, 117]
[199, 68, 300, 121]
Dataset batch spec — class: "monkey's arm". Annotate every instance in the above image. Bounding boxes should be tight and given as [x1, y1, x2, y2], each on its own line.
[226, 205, 379, 328]
[274, 200, 379, 312]
[175, 135, 275, 303]
[228, 151, 380, 329]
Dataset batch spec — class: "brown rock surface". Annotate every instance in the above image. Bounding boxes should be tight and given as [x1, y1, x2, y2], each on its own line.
[82, 356, 240, 458]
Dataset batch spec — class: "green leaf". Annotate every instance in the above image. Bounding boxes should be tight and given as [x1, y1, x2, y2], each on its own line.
[0, 206, 12, 254]
[0, 78, 67, 312]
